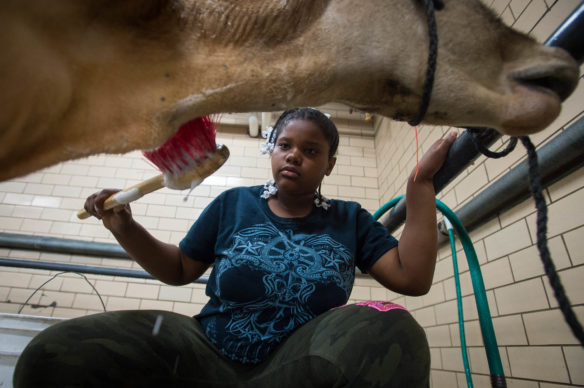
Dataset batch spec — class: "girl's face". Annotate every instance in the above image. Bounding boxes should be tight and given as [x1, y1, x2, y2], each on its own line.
[271, 119, 336, 197]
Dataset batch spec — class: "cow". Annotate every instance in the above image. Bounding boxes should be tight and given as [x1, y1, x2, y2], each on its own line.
[0, 0, 579, 181]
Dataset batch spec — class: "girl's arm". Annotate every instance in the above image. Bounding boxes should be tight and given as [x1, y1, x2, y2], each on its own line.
[84, 190, 210, 285]
[368, 132, 457, 295]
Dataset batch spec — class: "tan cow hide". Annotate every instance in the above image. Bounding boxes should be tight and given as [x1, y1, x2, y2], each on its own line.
[0, 0, 579, 180]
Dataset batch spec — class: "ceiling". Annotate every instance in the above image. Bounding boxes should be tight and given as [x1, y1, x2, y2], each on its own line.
[218, 103, 377, 138]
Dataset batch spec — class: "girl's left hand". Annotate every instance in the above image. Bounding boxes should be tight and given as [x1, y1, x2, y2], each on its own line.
[412, 131, 457, 182]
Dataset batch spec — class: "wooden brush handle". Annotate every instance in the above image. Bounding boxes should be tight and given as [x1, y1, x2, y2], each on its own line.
[77, 174, 165, 219]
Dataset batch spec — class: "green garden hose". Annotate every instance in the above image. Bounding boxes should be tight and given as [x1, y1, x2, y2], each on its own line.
[444, 216, 472, 388]
[373, 196, 506, 388]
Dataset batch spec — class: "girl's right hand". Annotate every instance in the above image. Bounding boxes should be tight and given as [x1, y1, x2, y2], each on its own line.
[411, 131, 458, 182]
[83, 189, 133, 234]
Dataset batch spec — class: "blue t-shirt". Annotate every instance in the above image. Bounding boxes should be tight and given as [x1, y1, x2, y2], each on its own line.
[179, 186, 398, 363]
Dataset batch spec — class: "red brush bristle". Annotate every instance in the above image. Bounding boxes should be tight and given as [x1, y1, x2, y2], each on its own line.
[143, 116, 219, 175]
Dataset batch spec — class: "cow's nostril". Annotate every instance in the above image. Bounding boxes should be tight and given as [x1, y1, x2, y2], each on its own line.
[514, 65, 579, 101]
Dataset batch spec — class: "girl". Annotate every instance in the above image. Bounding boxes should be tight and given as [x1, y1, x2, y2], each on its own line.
[14, 108, 456, 387]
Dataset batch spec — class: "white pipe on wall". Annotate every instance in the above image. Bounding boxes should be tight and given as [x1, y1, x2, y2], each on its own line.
[248, 115, 259, 137]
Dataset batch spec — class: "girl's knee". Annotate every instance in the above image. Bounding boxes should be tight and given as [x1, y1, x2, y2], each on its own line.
[332, 301, 427, 349]
[309, 302, 430, 386]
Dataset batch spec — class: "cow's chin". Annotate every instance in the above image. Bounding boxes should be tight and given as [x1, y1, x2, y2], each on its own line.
[499, 85, 563, 136]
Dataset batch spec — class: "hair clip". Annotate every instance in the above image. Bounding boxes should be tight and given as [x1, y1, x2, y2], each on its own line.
[261, 179, 278, 199]
[260, 126, 275, 155]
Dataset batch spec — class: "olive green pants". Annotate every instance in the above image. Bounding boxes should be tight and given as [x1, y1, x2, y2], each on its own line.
[14, 302, 429, 387]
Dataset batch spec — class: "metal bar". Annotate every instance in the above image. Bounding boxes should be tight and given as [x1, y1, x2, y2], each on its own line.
[0, 258, 209, 285]
[437, 115, 584, 243]
[381, 128, 501, 232]
[544, 1, 584, 62]
[0, 232, 129, 259]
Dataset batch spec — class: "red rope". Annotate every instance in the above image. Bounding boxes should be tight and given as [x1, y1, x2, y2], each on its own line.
[414, 126, 420, 182]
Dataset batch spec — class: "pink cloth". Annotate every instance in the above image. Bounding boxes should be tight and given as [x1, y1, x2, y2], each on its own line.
[332, 300, 407, 312]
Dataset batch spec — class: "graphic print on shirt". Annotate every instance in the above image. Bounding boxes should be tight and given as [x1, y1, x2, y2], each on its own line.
[216, 222, 354, 351]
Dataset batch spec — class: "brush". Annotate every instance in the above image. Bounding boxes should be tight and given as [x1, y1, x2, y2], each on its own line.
[77, 116, 229, 219]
